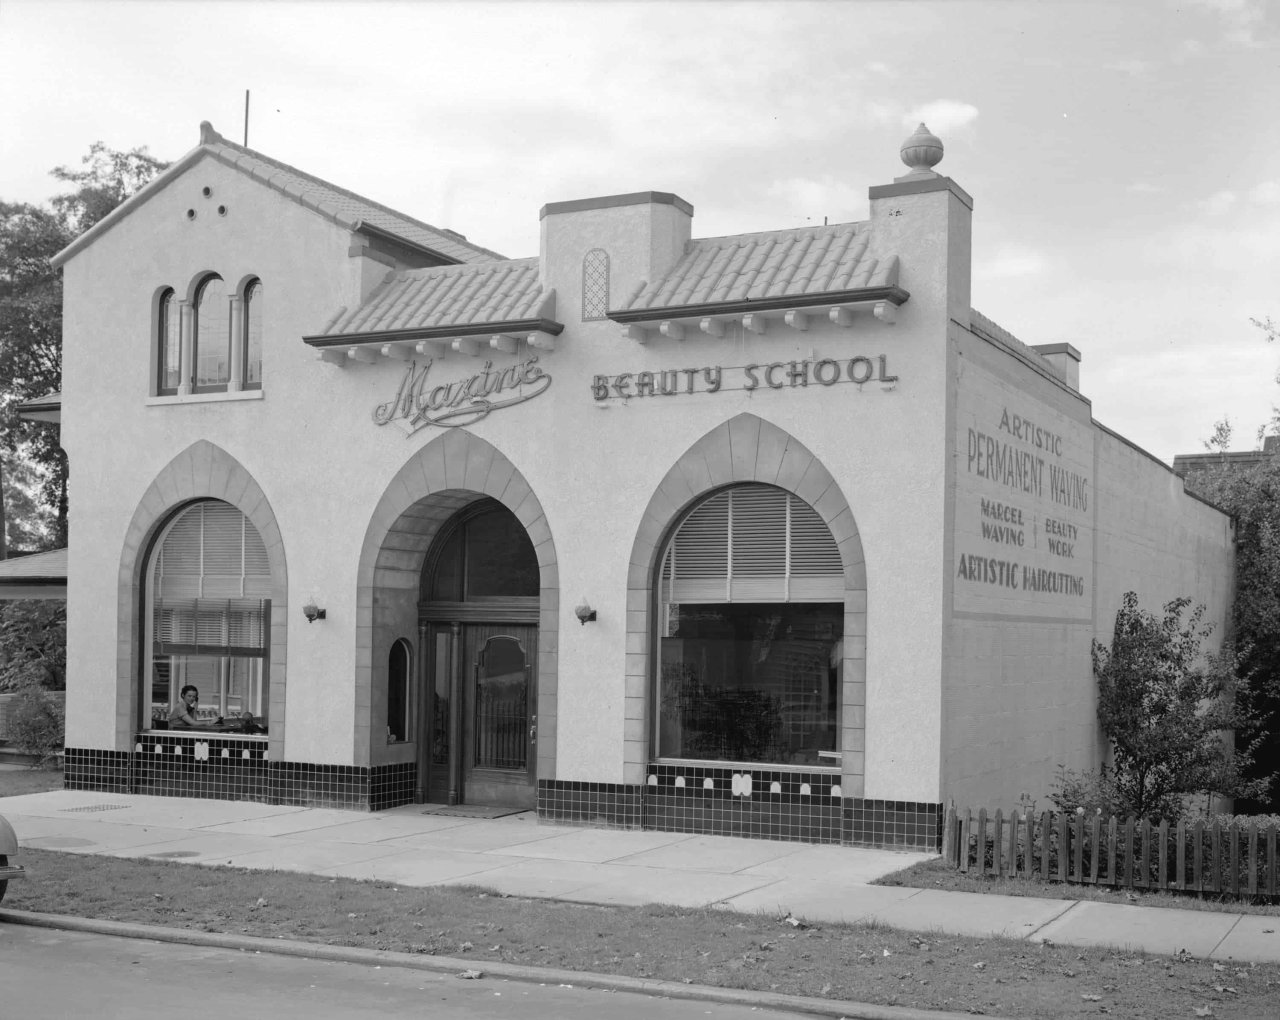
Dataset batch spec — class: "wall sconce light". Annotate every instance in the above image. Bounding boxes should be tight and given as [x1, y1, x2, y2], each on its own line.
[302, 601, 326, 623]
[574, 598, 597, 625]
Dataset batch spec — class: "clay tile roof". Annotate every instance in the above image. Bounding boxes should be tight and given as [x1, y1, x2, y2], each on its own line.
[620, 222, 900, 315]
[318, 258, 556, 339]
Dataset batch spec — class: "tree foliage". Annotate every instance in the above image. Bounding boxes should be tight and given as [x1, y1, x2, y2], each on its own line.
[0, 598, 66, 692]
[1085, 591, 1272, 822]
[0, 143, 169, 549]
[1183, 452, 1280, 812]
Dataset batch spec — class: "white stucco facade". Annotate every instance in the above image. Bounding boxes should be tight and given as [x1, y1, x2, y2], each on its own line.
[51, 123, 1233, 847]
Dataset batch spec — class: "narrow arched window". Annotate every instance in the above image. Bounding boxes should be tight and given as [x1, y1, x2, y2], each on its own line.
[242, 278, 262, 390]
[387, 638, 411, 743]
[582, 248, 609, 321]
[156, 288, 181, 395]
[655, 485, 843, 767]
[193, 274, 230, 392]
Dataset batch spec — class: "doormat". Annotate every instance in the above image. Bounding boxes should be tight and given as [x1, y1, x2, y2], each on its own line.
[421, 805, 528, 819]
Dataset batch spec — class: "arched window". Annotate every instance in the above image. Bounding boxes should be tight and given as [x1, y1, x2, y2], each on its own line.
[144, 500, 273, 733]
[242, 278, 262, 390]
[387, 638, 411, 743]
[655, 485, 843, 767]
[156, 288, 181, 395]
[425, 501, 539, 602]
[193, 275, 230, 392]
[581, 248, 609, 321]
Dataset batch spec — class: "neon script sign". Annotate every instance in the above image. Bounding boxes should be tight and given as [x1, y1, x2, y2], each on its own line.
[373, 357, 551, 434]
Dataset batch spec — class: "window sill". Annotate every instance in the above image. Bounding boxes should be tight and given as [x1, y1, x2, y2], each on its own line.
[148, 390, 264, 407]
[143, 729, 268, 740]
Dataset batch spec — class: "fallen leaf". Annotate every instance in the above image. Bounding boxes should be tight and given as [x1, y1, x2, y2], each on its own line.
[1212, 963, 1226, 972]
[458, 969, 483, 980]
[973, 961, 987, 970]
[1081, 994, 1101, 1001]
[819, 983, 832, 996]
[1194, 1008, 1213, 1017]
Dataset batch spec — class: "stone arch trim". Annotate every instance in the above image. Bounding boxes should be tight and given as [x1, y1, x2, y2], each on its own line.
[624, 413, 867, 794]
[117, 441, 287, 757]
[355, 429, 558, 775]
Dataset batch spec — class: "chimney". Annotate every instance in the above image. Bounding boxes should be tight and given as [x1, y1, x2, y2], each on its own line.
[539, 192, 692, 322]
[1031, 343, 1082, 391]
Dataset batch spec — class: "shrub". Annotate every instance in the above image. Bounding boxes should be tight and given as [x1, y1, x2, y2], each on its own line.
[8, 686, 64, 765]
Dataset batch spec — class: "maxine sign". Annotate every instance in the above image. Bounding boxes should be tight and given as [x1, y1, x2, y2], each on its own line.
[591, 354, 897, 400]
[374, 356, 551, 434]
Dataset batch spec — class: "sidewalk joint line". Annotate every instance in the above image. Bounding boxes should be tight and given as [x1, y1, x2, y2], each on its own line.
[1207, 913, 1245, 960]
[1021, 897, 1080, 941]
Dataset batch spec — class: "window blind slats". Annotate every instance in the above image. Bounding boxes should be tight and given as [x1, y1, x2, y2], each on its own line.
[663, 485, 842, 604]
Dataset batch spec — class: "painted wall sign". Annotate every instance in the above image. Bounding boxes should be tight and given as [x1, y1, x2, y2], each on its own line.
[953, 364, 1094, 621]
[591, 355, 897, 400]
[373, 356, 551, 434]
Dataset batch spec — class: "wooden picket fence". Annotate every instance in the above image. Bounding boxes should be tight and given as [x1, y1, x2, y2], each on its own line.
[943, 806, 1280, 901]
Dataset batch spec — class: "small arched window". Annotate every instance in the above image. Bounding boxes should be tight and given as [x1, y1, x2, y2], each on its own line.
[242, 278, 262, 390]
[387, 638, 411, 743]
[582, 248, 609, 321]
[193, 274, 230, 392]
[156, 288, 181, 395]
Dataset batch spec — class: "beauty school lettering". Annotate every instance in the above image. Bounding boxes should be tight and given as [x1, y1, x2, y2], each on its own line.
[590, 355, 897, 400]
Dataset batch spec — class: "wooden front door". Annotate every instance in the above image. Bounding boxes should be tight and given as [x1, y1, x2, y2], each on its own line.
[422, 621, 537, 808]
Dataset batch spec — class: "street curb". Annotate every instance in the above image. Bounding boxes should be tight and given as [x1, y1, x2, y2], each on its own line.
[0, 908, 1007, 1020]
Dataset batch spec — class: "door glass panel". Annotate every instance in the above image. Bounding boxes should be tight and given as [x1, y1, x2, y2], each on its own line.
[431, 632, 450, 767]
[474, 636, 527, 769]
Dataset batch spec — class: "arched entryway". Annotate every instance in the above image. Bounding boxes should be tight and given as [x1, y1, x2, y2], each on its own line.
[356, 429, 557, 812]
[419, 498, 540, 808]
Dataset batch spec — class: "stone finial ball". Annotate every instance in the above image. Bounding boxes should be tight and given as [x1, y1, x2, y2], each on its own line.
[900, 123, 944, 173]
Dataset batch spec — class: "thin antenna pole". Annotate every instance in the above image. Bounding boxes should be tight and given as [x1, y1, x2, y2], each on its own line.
[244, 90, 250, 146]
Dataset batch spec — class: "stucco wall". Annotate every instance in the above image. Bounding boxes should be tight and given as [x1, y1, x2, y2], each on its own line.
[941, 327, 1234, 811]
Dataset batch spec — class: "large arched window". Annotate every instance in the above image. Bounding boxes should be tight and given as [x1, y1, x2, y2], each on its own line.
[193, 274, 231, 392]
[144, 500, 273, 733]
[156, 288, 181, 395]
[655, 484, 843, 767]
[242, 278, 262, 390]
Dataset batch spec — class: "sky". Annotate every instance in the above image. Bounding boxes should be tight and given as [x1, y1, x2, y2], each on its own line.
[1, 0, 1277, 464]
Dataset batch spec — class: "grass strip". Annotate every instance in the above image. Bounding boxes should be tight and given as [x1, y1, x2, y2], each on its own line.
[2, 847, 1278, 1019]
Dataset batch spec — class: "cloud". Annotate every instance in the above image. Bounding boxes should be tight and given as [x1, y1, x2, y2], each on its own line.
[1107, 59, 1153, 76]
[1250, 181, 1280, 205]
[974, 246, 1048, 281]
[904, 100, 979, 134]
[763, 177, 869, 225]
[1198, 190, 1238, 215]
[1186, 0, 1268, 47]
[1126, 181, 1168, 195]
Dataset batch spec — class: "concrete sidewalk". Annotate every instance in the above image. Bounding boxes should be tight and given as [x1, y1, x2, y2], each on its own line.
[3, 788, 1279, 964]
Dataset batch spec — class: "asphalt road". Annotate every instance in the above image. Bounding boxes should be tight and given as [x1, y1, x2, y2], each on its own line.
[0, 923, 807, 1019]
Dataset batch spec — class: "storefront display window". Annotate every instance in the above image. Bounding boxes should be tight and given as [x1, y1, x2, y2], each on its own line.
[144, 500, 272, 734]
[656, 485, 844, 767]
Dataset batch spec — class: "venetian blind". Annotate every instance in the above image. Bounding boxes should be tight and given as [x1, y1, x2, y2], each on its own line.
[152, 501, 272, 653]
[661, 485, 842, 603]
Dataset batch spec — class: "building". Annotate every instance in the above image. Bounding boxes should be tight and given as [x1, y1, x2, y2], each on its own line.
[48, 122, 1233, 850]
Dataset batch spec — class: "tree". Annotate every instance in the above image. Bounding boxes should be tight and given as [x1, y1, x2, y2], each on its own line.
[1182, 454, 1280, 812]
[0, 598, 66, 692]
[1087, 592, 1272, 822]
[0, 144, 169, 549]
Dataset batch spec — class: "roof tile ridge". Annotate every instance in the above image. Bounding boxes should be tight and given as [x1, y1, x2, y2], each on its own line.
[667, 243, 721, 308]
[700, 243, 740, 306]
[811, 228, 855, 293]
[796, 231, 836, 295]
[205, 136, 505, 260]
[690, 219, 867, 246]
[754, 235, 798, 300]
[739, 236, 779, 301]
[648, 246, 703, 309]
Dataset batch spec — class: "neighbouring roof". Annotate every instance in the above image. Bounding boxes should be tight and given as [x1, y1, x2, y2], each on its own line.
[616, 222, 902, 318]
[16, 391, 61, 424]
[0, 548, 67, 600]
[308, 259, 559, 343]
[53, 122, 505, 269]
